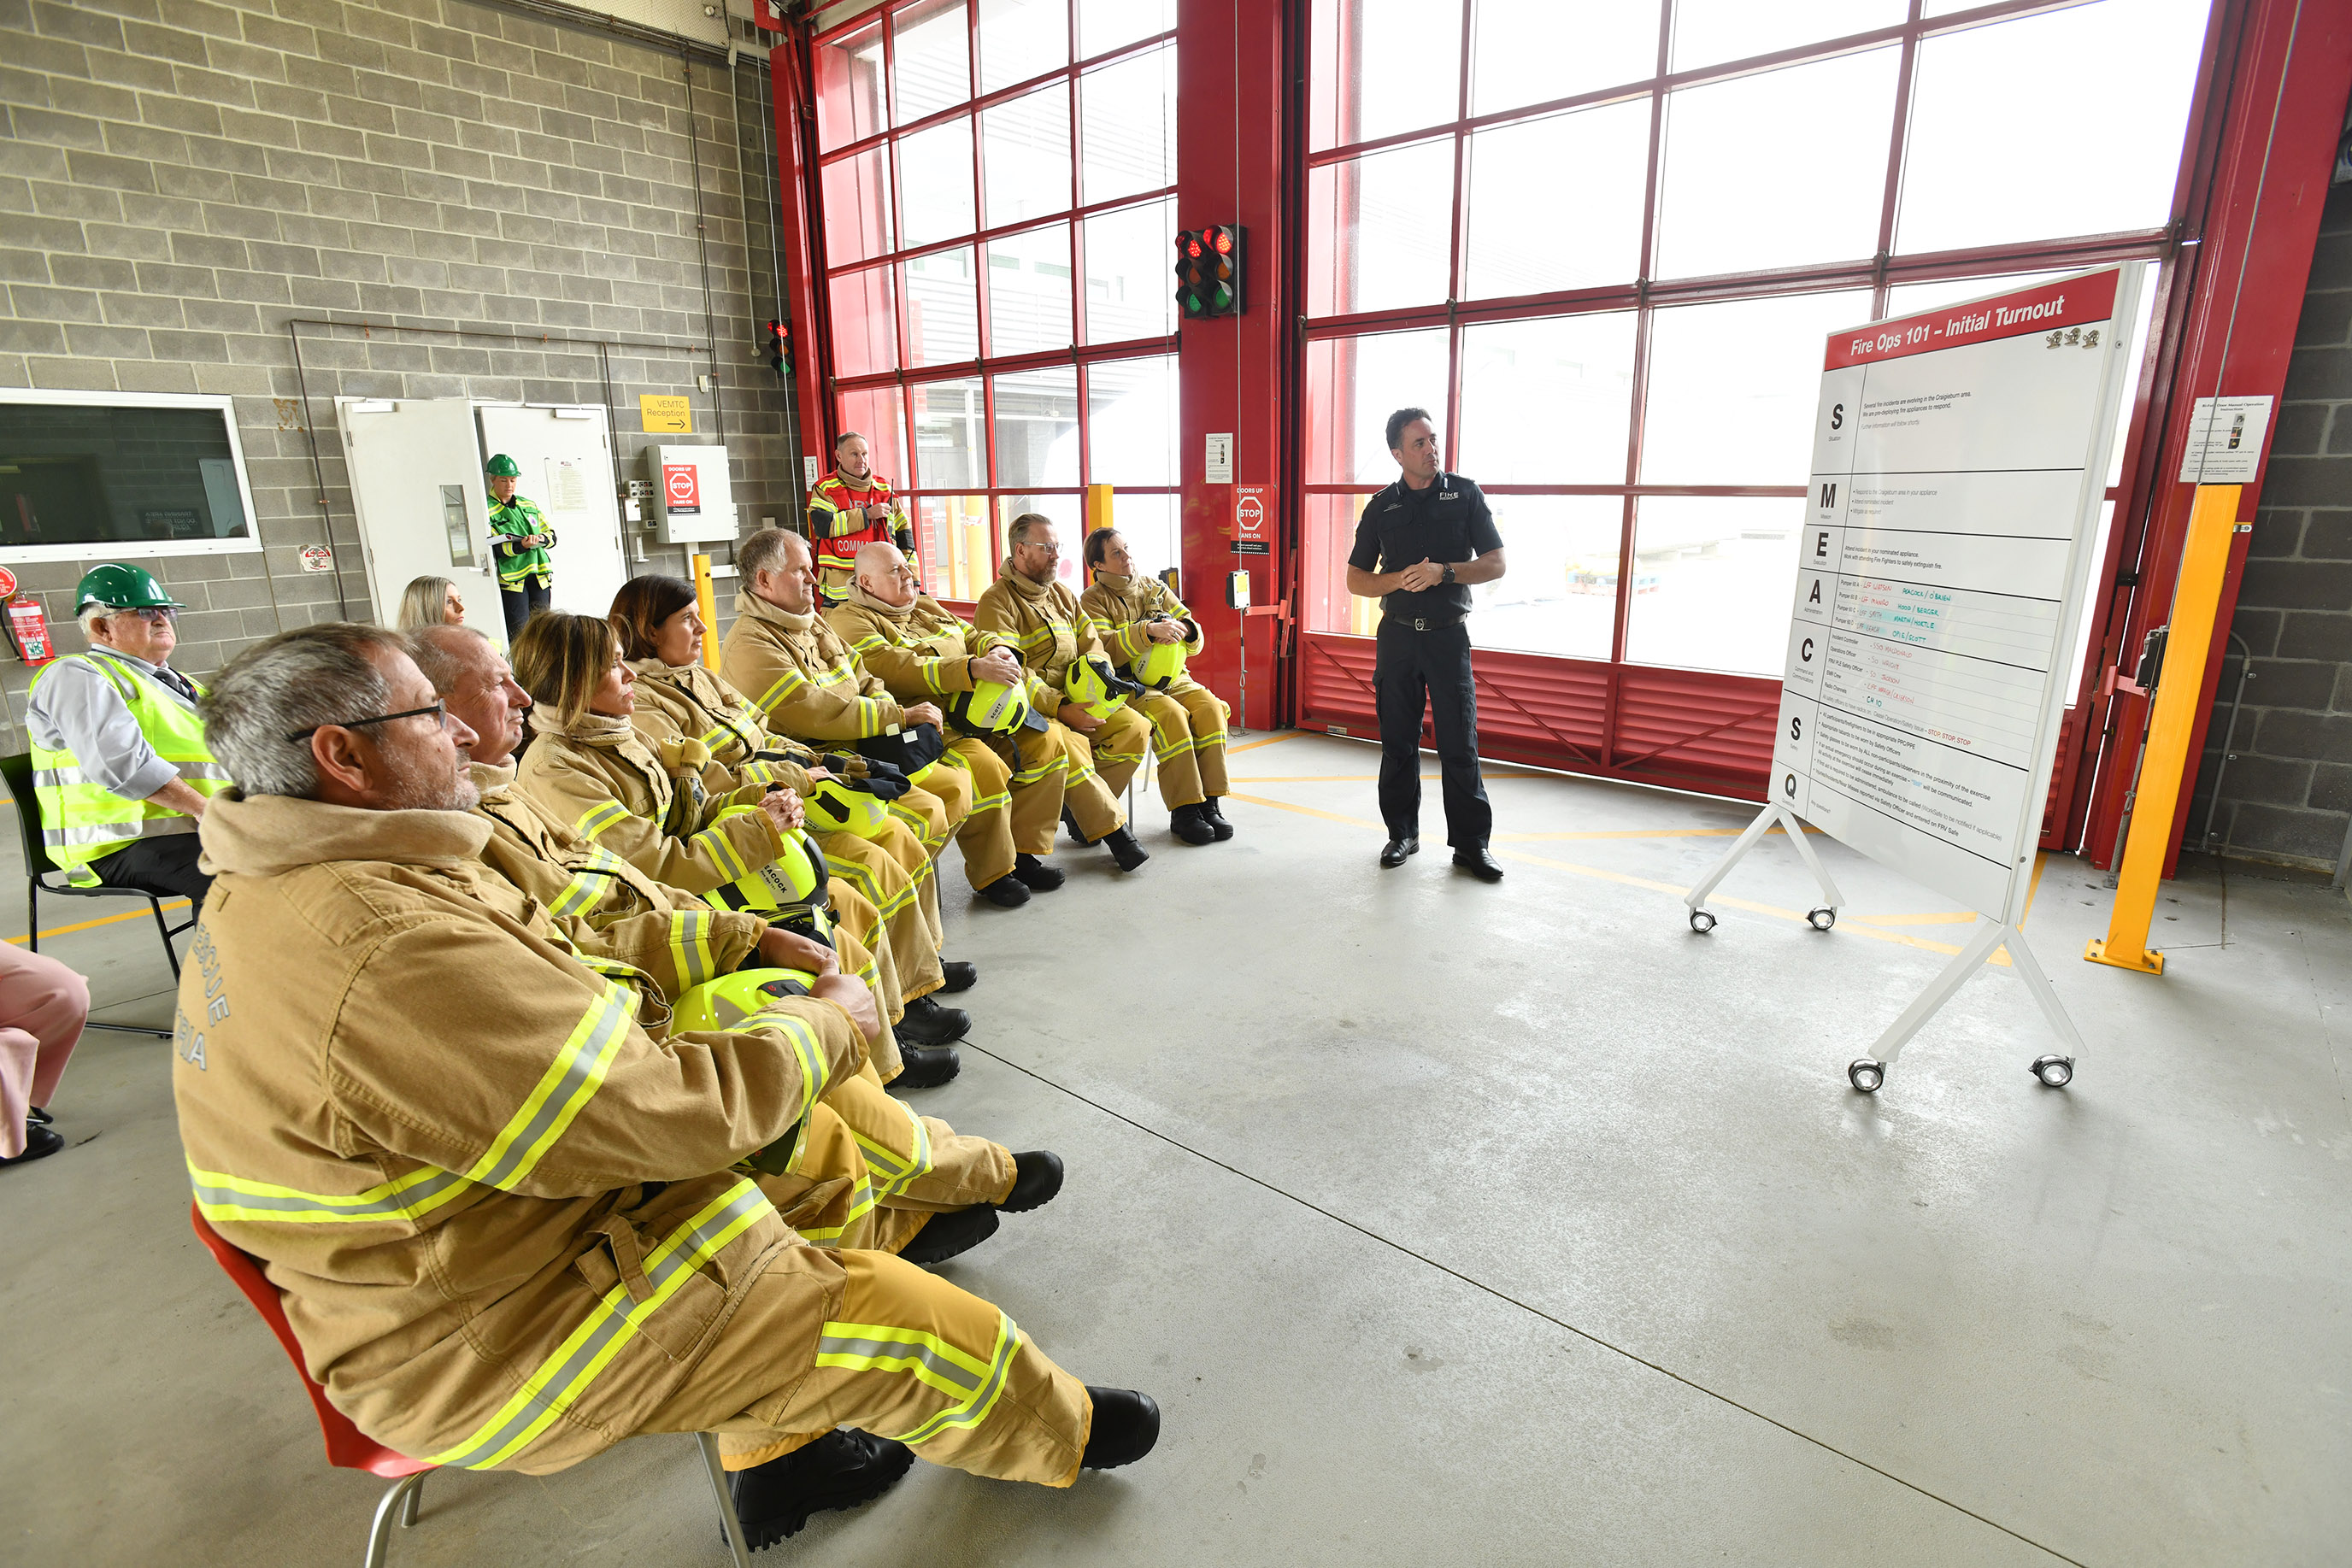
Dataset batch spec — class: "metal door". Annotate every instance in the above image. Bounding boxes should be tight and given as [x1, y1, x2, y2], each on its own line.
[473, 404, 629, 624]
[334, 397, 505, 649]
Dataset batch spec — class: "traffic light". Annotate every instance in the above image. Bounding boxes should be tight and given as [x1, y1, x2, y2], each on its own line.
[1173, 224, 1245, 320]
[764, 319, 791, 376]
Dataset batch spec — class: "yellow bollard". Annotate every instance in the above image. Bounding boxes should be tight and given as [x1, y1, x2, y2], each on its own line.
[2084, 484, 2242, 975]
[691, 550, 720, 671]
[1084, 482, 1114, 553]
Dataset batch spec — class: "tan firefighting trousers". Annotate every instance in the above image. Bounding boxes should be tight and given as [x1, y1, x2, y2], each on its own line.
[1136, 687, 1230, 810]
[1080, 705, 1153, 806]
[1006, 717, 1126, 850]
[891, 772, 967, 862]
[818, 824, 944, 1004]
[946, 736, 1015, 890]
[761, 1061, 1016, 1252]
[823, 885, 903, 1083]
[644, 1244, 1091, 1481]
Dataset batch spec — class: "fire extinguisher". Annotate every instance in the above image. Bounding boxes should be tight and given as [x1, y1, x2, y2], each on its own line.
[7, 597, 56, 666]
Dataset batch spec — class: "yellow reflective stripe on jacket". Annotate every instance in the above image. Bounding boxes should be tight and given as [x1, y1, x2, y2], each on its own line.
[668, 909, 717, 989]
[428, 1177, 773, 1470]
[850, 1096, 932, 1206]
[686, 823, 751, 882]
[736, 1009, 832, 1122]
[462, 982, 638, 1192]
[187, 1159, 474, 1225]
[814, 1312, 1023, 1445]
[547, 845, 632, 919]
[572, 800, 631, 843]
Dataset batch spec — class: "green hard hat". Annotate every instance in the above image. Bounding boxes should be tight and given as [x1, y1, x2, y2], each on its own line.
[76, 563, 182, 613]
[485, 453, 521, 478]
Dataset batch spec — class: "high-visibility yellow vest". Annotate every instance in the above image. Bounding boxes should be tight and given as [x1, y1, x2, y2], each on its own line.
[29, 653, 230, 883]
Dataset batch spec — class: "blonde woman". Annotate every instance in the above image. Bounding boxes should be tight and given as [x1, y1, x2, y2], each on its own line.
[1079, 528, 1233, 846]
[607, 578, 973, 1059]
[396, 573, 465, 631]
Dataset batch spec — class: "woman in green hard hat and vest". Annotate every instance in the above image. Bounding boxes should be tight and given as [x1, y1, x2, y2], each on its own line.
[23, 564, 232, 911]
[485, 452, 556, 637]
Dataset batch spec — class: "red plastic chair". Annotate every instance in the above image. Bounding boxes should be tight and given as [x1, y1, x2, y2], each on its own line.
[190, 1204, 754, 1567]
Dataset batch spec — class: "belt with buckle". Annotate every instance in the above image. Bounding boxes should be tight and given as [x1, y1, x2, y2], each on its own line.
[1395, 614, 1462, 631]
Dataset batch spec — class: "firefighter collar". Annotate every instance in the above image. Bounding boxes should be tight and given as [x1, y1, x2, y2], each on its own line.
[735, 590, 816, 634]
[198, 790, 491, 878]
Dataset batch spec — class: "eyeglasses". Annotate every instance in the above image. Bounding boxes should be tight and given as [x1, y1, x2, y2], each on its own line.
[99, 606, 177, 623]
[285, 702, 449, 743]
[1017, 542, 1061, 557]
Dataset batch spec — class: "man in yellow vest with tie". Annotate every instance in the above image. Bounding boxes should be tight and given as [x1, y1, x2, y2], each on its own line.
[24, 565, 231, 911]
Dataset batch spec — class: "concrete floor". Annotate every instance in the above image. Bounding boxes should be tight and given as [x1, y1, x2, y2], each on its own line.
[1, 731, 2345, 1566]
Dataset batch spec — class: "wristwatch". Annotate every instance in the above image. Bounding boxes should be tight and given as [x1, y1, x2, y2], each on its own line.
[1441, 564, 1456, 585]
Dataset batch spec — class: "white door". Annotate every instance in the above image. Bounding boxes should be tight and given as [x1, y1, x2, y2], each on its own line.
[335, 397, 505, 649]
[474, 404, 629, 625]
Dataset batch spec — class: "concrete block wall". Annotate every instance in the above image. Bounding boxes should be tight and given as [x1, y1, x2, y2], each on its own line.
[0, 0, 799, 751]
[2187, 180, 2352, 873]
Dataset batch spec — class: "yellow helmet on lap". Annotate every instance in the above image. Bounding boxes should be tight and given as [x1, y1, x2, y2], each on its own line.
[1134, 637, 1187, 690]
[1062, 657, 1132, 721]
[948, 678, 1048, 737]
[803, 777, 891, 839]
[670, 966, 820, 1035]
[702, 807, 829, 915]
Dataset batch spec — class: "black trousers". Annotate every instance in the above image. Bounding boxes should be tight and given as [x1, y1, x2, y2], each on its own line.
[1374, 618, 1491, 849]
[91, 834, 212, 914]
[501, 578, 552, 638]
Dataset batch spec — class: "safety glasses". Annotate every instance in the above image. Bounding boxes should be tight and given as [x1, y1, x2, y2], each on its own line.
[285, 702, 449, 743]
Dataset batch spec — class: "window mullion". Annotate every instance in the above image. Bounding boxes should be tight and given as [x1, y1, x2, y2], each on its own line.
[1872, 0, 1927, 319]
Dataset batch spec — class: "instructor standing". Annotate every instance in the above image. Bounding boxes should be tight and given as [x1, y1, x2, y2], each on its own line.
[485, 453, 556, 637]
[1344, 408, 1507, 880]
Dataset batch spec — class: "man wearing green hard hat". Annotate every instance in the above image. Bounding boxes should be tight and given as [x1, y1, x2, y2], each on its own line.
[23, 564, 232, 911]
[485, 453, 556, 638]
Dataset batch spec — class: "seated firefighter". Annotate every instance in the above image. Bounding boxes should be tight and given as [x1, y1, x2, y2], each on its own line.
[25, 565, 231, 911]
[1079, 527, 1234, 847]
[973, 514, 1155, 872]
[510, 609, 973, 1076]
[407, 622, 1051, 1266]
[178, 623, 1158, 1548]
[827, 540, 1126, 907]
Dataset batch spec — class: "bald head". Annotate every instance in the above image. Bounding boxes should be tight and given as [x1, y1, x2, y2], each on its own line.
[854, 540, 916, 608]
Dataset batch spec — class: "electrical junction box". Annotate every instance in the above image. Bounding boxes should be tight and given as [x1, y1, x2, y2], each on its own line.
[645, 443, 736, 544]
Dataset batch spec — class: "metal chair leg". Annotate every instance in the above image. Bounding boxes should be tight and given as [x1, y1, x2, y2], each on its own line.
[362, 1472, 428, 1568]
[400, 1474, 423, 1527]
[698, 1433, 753, 1568]
[150, 895, 183, 979]
[25, 878, 37, 954]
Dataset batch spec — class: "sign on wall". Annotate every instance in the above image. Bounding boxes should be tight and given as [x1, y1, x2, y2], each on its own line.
[640, 394, 692, 433]
[662, 462, 703, 516]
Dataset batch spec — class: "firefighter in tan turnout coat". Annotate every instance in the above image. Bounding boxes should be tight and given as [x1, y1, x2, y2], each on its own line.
[1079, 525, 1235, 848]
[174, 624, 1157, 1551]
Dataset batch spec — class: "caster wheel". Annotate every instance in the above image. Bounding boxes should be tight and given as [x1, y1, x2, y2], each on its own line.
[1808, 907, 1836, 931]
[2032, 1054, 2074, 1089]
[1848, 1059, 1885, 1093]
[1689, 909, 1717, 934]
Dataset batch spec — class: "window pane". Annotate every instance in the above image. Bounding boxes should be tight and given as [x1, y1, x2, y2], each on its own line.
[820, 147, 893, 265]
[1625, 496, 1805, 674]
[1082, 197, 1177, 343]
[992, 366, 1080, 490]
[979, 0, 1066, 95]
[1078, 0, 1173, 59]
[1305, 138, 1455, 317]
[1640, 289, 1870, 484]
[829, 265, 899, 377]
[1302, 492, 1383, 634]
[898, 116, 977, 250]
[905, 245, 979, 366]
[891, 0, 971, 126]
[1897, 0, 2208, 255]
[1462, 100, 1648, 300]
[1455, 312, 1636, 484]
[1470, 0, 1658, 116]
[1308, 0, 1465, 152]
[999, 493, 1085, 587]
[1669, 0, 1904, 70]
[1079, 44, 1175, 205]
[912, 376, 985, 489]
[836, 385, 908, 488]
[1085, 354, 1177, 487]
[1107, 490, 1180, 580]
[1303, 327, 1449, 484]
[912, 493, 994, 600]
[1467, 496, 1624, 661]
[1655, 48, 1898, 279]
[982, 85, 1072, 228]
[985, 223, 1073, 356]
[814, 23, 886, 152]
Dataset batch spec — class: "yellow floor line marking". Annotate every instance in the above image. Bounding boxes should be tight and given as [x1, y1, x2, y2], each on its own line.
[1226, 731, 1307, 754]
[6, 898, 194, 947]
[1225, 793, 2014, 966]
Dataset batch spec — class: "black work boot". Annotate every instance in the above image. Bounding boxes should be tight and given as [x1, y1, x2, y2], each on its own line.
[1011, 852, 1065, 891]
[728, 1428, 914, 1549]
[1199, 796, 1236, 841]
[1102, 826, 1150, 872]
[898, 1206, 1000, 1266]
[890, 1042, 961, 1089]
[977, 875, 1031, 907]
[1170, 803, 1216, 845]
[996, 1150, 1064, 1213]
[1080, 1389, 1161, 1470]
[939, 960, 979, 993]
[897, 995, 969, 1045]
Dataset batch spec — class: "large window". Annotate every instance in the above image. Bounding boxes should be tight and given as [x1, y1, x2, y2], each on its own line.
[812, 0, 1178, 601]
[1302, 0, 2210, 694]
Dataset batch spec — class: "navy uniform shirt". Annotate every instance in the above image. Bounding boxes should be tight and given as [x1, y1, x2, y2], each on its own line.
[1347, 473, 1503, 621]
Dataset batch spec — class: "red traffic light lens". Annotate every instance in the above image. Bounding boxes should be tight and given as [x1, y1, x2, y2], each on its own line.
[1186, 238, 1202, 258]
[1213, 229, 1233, 255]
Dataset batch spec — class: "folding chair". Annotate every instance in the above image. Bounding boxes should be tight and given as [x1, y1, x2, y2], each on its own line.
[3, 751, 194, 1039]
[190, 1205, 755, 1568]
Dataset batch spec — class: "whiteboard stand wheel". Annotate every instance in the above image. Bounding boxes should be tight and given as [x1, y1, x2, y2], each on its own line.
[1808, 907, 1837, 931]
[2032, 1054, 2074, 1089]
[1847, 1059, 1885, 1094]
[1689, 909, 1716, 935]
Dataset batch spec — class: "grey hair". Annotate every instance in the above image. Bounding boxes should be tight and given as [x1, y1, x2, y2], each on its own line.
[202, 623, 406, 799]
[406, 623, 491, 696]
[1007, 512, 1055, 548]
[78, 608, 115, 642]
[737, 526, 803, 582]
[396, 574, 456, 631]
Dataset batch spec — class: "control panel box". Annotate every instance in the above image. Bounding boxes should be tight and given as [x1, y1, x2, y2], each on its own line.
[644, 443, 736, 544]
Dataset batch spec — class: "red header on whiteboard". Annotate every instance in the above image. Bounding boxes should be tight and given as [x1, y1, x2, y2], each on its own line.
[1826, 268, 2120, 370]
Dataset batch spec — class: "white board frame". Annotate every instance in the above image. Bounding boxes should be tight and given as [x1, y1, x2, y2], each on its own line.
[0, 389, 267, 565]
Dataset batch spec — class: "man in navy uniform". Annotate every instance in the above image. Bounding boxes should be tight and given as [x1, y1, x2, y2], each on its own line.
[1344, 408, 1508, 880]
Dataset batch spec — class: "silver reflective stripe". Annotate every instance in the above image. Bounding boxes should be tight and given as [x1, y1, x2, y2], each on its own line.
[816, 1330, 986, 1396]
[188, 1162, 474, 1224]
[897, 1315, 1022, 1444]
[464, 987, 633, 1191]
[43, 815, 187, 848]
